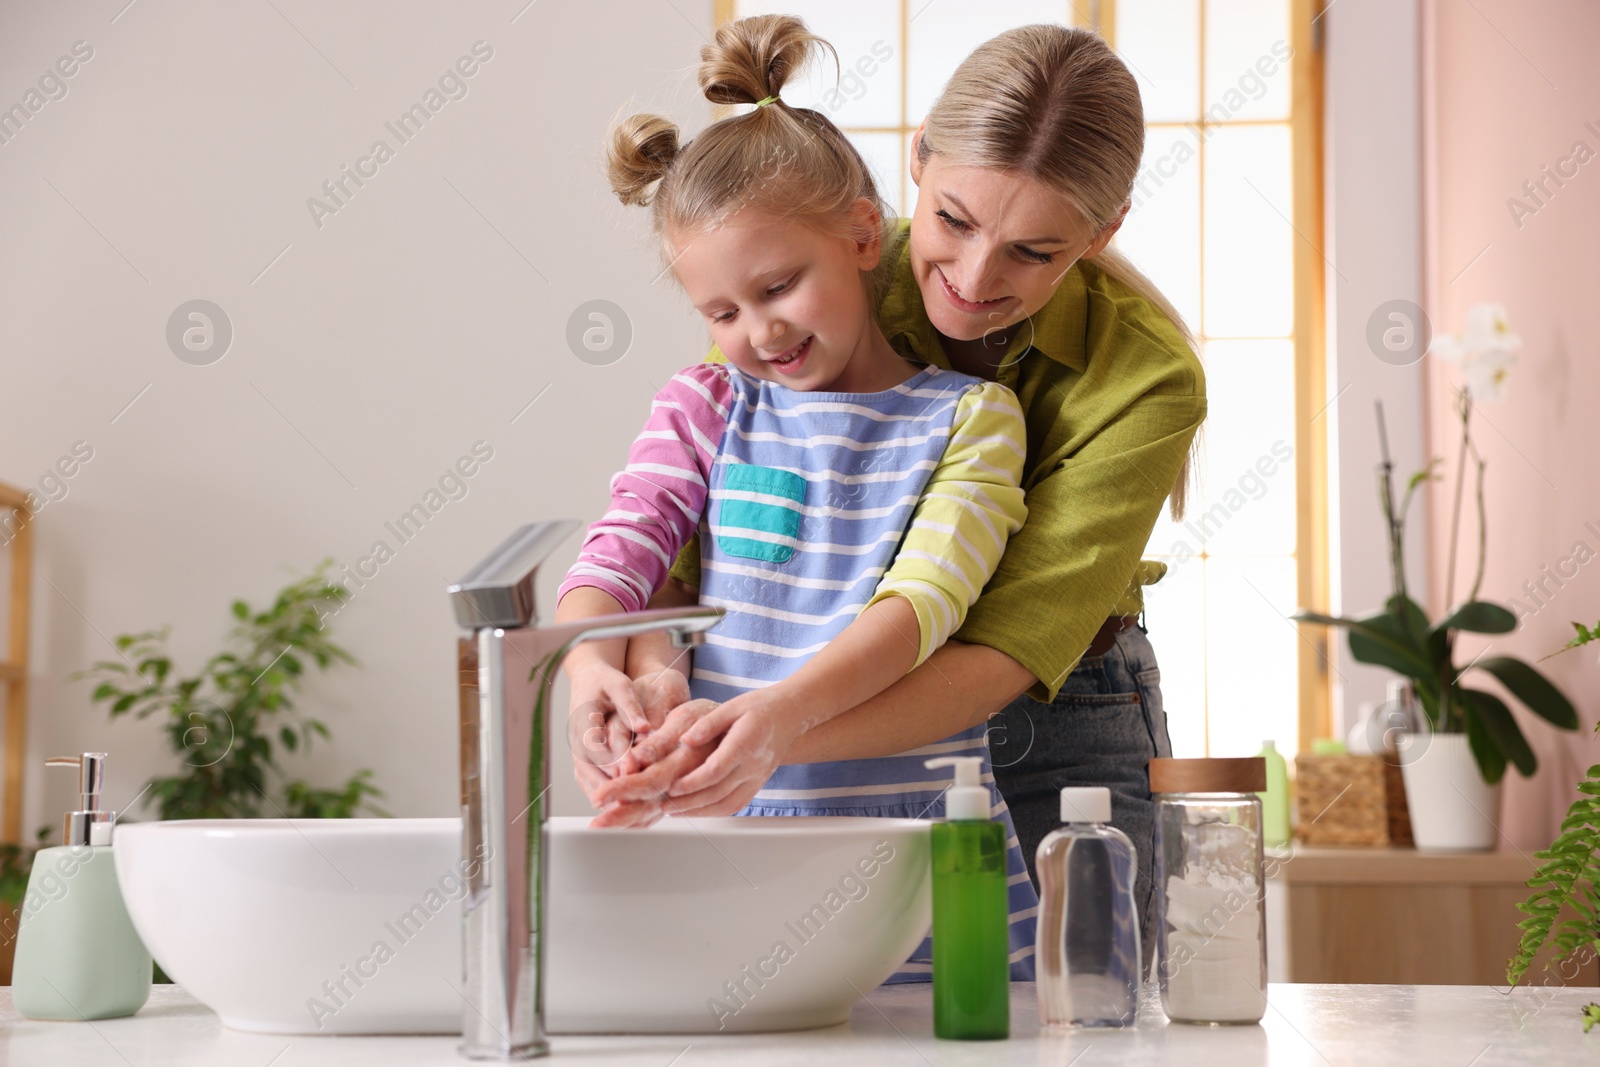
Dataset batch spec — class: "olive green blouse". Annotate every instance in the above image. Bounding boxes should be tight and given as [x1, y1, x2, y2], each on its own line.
[670, 218, 1206, 702]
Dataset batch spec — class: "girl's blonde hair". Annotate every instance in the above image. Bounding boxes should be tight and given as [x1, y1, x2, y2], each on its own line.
[919, 24, 1199, 519]
[605, 15, 891, 260]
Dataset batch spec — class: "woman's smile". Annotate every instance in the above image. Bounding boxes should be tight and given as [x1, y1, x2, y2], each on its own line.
[934, 266, 1010, 313]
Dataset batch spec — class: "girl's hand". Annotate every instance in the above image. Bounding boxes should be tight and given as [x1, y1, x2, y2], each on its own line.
[632, 667, 692, 732]
[627, 697, 718, 766]
[570, 667, 693, 802]
[569, 685, 635, 804]
[566, 659, 652, 799]
[568, 660, 650, 736]
[610, 667, 692, 776]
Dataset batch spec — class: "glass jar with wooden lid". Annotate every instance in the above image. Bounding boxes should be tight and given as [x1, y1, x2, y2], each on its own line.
[1149, 757, 1269, 1025]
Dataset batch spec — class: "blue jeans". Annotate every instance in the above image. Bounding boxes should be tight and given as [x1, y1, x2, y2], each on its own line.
[987, 623, 1172, 968]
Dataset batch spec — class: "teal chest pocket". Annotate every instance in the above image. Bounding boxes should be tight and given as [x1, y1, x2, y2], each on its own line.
[712, 463, 806, 564]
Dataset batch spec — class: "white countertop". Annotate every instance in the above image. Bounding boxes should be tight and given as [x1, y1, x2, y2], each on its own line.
[3, 981, 1595, 1065]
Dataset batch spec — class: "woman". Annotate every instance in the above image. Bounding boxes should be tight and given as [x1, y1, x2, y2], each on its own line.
[576, 23, 1204, 961]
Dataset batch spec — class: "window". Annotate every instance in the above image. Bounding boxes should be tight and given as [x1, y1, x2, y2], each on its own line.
[718, 0, 1329, 757]
[1121, 0, 1328, 759]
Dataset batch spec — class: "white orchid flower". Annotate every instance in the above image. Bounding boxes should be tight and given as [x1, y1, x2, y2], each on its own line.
[1429, 301, 1520, 401]
[1460, 346, 1516, 401]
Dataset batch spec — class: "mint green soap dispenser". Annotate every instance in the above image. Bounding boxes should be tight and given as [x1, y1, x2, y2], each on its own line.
[13, 753, 152, 1021]
[925, 756, 1009, 1040]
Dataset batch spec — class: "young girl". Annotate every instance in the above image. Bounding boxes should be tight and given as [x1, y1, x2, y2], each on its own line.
[554, 15, 1038, 981]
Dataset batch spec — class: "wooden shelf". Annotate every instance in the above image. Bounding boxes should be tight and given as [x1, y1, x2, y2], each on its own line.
[1269, 846, 1537, 886]
[1266, 845, 1591, 985]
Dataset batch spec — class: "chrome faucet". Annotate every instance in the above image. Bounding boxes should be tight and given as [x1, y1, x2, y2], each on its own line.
[448, 520, 721, 1060]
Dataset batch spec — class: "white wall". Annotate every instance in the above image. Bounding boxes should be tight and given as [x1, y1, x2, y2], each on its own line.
[2, 0, 1436, 837]
[1, 0, 714, 830]
[1322, 0, 1432, 736]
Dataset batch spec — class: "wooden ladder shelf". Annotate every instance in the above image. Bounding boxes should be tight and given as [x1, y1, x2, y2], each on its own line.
[0, 482, 32, 846]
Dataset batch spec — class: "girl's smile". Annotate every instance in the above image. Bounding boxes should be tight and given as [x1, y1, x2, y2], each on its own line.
[670, 205, 914, 394]
[765, 335, 812, 375]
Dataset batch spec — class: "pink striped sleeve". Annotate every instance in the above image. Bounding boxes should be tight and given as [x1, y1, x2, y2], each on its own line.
[557, 363, 731, 612]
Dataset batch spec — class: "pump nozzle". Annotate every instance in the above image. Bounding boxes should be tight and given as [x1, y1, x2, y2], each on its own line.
[924, 756, 990, 821]
[46, 753, 115, 847]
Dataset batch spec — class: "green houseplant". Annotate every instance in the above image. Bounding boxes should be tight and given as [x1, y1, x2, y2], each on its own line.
[0, 830, 49, 913]
[74, 562, 386, 820]
[1507, 620, 1600, 1029]
[0, 827, 53, 981]
[1293, 400, 1577, 787]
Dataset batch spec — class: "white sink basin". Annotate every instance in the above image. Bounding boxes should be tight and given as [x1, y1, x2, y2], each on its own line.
[113, 815, 931, 1035]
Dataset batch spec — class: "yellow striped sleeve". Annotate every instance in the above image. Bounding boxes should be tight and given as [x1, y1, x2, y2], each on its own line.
[865, 381, 1028, 666]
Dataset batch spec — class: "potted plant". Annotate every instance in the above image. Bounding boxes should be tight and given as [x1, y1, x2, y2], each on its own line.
[0, 829, 51, 984]
[1295, 305, 1577, 850]
[1508, 619, 1600, 1029]
[73, 563, 386, 820]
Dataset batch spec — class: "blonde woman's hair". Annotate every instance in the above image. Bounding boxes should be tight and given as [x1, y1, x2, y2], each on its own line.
[604, 15, 892, 264]
[919, 24, 1199, 519]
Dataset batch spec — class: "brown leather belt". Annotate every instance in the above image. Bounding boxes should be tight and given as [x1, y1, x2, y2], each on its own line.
[1085, 614, 1141, 658]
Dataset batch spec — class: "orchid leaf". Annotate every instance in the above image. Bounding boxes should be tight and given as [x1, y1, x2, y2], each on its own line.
[1386, 594, 1433, 652]
[1460, 687, 1537, 778]
[1352, 610, 1433, 677]
[1437, 601, 1517, 636]
[1294, 609, 1432, 675]
[1462, 694, 1508, 785]
[1475, 656, 1579, 730]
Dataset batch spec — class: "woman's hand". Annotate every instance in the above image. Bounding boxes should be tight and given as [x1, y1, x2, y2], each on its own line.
[662, 697, 796, 815]
[597, 692, 800, 816]
[587, 738, 717, 828]
[589, 697, 721, 806]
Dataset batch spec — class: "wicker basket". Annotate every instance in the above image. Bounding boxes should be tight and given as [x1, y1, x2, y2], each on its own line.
[1294, 753, 1412, 847]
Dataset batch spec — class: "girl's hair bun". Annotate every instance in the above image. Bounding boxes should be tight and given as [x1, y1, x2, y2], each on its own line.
[605, 14, 888, 267]
[697, 13, 834, 106]
[605, 112, 681, 207]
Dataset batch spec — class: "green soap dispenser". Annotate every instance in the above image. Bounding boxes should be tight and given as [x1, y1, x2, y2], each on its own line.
[13, 753, 152, 1021]
[924, 756, 1009, 1040]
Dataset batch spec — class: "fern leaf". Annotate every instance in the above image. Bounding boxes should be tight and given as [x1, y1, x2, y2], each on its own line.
[1509, 772, 1600, 987]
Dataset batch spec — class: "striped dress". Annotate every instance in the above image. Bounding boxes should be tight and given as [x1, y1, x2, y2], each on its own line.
[559, 360, 1038, 982]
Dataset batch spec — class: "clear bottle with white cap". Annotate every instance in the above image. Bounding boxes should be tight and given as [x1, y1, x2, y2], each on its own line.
[1035, 786, 1141, 1028]
[924, 756, 1009, 1040]
[12, 753, 152, 1020]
